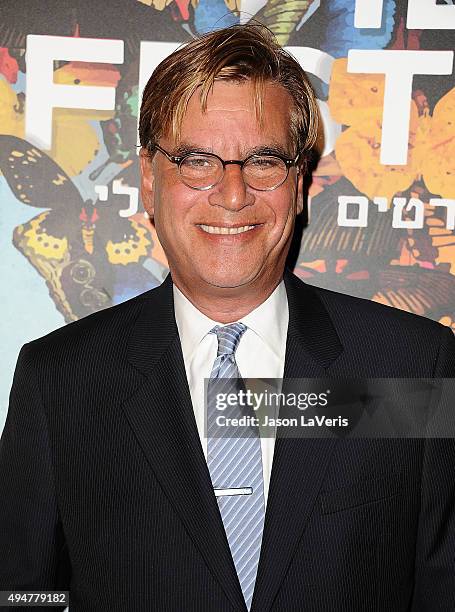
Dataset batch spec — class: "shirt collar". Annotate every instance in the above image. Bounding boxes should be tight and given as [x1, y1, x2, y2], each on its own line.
[173, 280, 288, 362]
[173, 286, 220, 363]
[240, 281, 288, 360]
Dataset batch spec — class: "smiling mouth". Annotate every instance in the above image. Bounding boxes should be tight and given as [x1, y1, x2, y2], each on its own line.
[197, 224, 258, 235]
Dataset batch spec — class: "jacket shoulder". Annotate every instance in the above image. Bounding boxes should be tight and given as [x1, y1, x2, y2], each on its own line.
[295, 277, 454, 376]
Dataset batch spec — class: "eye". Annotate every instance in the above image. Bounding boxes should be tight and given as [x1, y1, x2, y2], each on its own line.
[247, 156, 283, 171]
[184, 157, 211, 167]
[181, 155, 218, 171]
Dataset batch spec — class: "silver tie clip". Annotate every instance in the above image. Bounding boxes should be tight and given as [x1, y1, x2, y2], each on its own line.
[214, 487, 253, 497]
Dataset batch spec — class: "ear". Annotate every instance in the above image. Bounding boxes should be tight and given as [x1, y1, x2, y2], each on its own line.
[296, 165, 305, 215]
[139, 147, 155, 219]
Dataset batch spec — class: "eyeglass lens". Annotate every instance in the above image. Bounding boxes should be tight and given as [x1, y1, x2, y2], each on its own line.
[179, 154, 288, 190]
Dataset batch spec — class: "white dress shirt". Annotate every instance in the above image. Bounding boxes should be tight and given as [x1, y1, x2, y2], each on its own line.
[173, 281, 289, 507]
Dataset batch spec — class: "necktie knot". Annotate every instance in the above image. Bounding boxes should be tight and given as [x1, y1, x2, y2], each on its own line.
[210, 322, 247, 357]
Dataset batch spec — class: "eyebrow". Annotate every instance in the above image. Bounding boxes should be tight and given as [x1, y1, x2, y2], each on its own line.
[172, 141, 292, 159]
[172, 142, 214, 156]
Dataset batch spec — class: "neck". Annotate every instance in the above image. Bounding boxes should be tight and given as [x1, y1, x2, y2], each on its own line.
[171, 271, 284, 323]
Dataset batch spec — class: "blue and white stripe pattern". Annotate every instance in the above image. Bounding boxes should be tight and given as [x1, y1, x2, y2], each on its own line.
[207, 322, 265, 611]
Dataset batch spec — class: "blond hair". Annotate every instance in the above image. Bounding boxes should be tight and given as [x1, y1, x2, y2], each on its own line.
[139, 23, 319, 169]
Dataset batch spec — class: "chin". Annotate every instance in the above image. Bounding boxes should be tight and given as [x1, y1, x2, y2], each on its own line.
[200, 267, 259, 290]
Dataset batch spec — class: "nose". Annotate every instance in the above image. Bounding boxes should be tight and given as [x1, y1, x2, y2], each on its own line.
[208, 163, 255, 211]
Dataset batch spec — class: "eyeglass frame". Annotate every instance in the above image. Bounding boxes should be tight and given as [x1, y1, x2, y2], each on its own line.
[147, 142, 301, 191]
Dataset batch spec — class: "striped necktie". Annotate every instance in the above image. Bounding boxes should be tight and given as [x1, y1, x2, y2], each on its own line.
[207, 322, 265, 611]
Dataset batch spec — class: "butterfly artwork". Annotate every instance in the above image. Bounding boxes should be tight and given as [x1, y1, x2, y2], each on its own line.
[252, 0, 319, 45]
[297, 177, 402, 272]
[0, 135, 162, 323]
[296, 60, 455, 328]
[296, 178, 455, 326]
[328, 60, 455, 201]
[297, 251, 455, 326]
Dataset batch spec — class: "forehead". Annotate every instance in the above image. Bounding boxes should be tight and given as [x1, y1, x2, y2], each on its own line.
[169, 80, 293, 151]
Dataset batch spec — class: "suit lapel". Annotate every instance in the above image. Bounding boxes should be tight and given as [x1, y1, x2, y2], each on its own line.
[122, 275, 247, 612]
[251, 270, 343, 612]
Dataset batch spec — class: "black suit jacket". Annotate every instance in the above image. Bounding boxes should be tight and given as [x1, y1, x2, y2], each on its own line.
[1, 269, 455, 611]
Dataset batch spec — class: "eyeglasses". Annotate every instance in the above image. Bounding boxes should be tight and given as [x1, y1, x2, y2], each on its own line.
[149, 143, 300, 191]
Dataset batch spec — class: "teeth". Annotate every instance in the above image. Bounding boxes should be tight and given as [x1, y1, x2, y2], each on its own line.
[199, 224, 256, 235]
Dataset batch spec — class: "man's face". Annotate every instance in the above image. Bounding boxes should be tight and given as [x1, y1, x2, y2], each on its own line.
[140, 80, 304, 295]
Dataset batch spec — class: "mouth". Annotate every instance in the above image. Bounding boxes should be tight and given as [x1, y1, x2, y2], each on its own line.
[197, 224, 259, 235]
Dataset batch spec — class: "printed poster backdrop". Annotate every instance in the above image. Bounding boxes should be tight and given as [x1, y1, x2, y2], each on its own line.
[1, 0, 455, 432]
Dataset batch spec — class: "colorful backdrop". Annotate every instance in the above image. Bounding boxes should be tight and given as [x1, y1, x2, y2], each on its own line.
[1, 0, 455, 432]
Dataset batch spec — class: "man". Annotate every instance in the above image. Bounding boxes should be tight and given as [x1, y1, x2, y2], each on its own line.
[1, 24, 455, 612]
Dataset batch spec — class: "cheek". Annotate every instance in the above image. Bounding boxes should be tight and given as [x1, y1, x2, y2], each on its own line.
[154, 181, 192, 223]
[268, 193, 297, 229]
